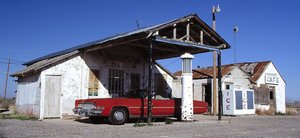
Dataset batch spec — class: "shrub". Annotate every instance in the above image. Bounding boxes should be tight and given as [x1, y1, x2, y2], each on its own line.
[0, 98, 15, 109]
[165, 119, 173, 125]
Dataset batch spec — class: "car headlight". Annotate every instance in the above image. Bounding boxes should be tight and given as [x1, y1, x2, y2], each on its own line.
[78, 103, 82, 109]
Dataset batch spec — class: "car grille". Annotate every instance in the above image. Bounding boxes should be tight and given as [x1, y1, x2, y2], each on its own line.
[81, 103, 95, 110]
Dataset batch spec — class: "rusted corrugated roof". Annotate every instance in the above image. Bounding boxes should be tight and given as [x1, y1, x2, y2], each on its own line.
[174, 65, 236, 79]
[237, 61, 270, 82]
[174, 61, 271, 82]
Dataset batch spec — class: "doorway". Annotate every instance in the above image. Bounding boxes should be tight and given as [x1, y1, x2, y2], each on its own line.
[202, 84, 212, 113]
[44, 75, 62, 118]
[269, 86, 276, 111]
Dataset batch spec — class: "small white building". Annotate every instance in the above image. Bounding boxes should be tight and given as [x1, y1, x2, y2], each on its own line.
[174, 61, 286, 114]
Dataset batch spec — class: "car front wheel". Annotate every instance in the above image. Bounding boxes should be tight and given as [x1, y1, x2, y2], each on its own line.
[109, 108, 128, 125]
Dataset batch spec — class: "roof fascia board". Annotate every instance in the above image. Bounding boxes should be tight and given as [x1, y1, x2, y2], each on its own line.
[154, 36, 223, 51]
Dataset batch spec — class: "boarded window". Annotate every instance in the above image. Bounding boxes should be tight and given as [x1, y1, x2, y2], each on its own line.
[88, 70, 99, 96]
[154, 73, 167, 98]
[254, 84, 270, 105]
[130, 73, 140, 90]
[109, 69, 124, 98]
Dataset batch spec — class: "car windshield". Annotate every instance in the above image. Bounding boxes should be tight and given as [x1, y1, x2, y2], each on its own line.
[123, 89, 147, 98]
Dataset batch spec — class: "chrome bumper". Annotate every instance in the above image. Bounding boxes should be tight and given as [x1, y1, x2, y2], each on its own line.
[73, 108, 102, 117]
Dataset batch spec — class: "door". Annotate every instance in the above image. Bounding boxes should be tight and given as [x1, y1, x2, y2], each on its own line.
[44, 75, 62, 118]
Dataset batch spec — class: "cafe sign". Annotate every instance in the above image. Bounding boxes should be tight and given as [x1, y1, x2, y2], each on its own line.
[265, 74, 279, 85]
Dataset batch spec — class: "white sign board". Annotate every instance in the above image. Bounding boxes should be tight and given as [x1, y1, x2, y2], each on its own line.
[265, 74, 279, 85]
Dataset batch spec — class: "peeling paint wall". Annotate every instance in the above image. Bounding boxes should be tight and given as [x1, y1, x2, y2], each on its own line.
[38, 46, 152, 118]
[16, 73, 41, 117]
[221, 67, 252, 90]
[40, 55, 84, 119]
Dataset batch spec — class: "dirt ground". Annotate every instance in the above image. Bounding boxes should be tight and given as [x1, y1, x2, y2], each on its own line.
[0, 115, 299, 138]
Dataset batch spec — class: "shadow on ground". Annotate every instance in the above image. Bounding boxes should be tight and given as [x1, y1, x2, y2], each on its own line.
[74, 117, 179, 125]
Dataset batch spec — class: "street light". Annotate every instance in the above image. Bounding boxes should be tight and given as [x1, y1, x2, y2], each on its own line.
[212, 5, 221, 30]
[212, 4, 221, 117]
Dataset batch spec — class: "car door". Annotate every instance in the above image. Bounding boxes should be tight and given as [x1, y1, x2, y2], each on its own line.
[152, 98, 174, 117]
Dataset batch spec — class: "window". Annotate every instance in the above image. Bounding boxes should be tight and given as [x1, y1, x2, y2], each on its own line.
[254, 85, 270, 105]
[226, 85, 230, 90]
[109, 69, 124, 98]
[182, 59, 192, 73]
[247, 91, 254, 109]
[235, 91, 243, 110]
[88, 69, 99, 96]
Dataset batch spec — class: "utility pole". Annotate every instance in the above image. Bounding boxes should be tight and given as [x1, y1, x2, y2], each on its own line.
[233, 26, 239, 63]
[212, 5, 220, 116]
[4, 58, 11, 100]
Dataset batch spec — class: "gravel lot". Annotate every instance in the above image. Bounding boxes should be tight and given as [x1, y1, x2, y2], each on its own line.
[0, 115, 299, 138]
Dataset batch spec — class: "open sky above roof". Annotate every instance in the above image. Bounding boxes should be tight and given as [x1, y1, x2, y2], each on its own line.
[1, 0, 299, 101]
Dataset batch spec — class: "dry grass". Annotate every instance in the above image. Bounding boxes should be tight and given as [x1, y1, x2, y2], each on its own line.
[255, 108, 275, 115]
[286, 107, 298, 115]
[256, 107, 297, 115]
[0, 98, 15, 110]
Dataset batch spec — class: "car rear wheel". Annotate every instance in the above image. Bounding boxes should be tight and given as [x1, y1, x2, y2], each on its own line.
[109, 108, 128, 125]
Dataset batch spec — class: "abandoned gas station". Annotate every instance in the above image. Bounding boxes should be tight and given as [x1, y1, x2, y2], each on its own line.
[12, 14, 230, 121]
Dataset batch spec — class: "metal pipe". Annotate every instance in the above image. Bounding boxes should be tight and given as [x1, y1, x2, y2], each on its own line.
[217, 50, 223, 120]
[147, 38, 153, 124]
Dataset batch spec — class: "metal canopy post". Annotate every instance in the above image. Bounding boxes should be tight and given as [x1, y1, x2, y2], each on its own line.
[217, 50, 222, 121]
[147, 37, 153, 124]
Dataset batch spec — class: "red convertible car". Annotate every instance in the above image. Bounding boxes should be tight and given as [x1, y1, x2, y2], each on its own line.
[73, 90, 208, 125]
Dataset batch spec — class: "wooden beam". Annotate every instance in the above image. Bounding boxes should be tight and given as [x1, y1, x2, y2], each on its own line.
[173, 24, 177, 39]
[127, 42, 178, 52]
[86, 35, 146, 52]
[193, 24, 219, 44]
[186, 19, 190, 41]
[200, 30, 203, 45]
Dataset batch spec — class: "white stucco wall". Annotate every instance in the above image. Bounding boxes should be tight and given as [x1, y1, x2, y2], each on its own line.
[40, 54, 85, 119]
[39, 47, 151, 118]
[255, 62, 286, 113]
[154, 65, 173, 98]
[222, 67, 252, 90]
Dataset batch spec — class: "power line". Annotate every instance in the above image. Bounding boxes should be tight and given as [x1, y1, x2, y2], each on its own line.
[0, 57, 25, 64]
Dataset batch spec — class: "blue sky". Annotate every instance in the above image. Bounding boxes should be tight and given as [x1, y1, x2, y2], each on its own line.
[0, 0, 299, 101]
